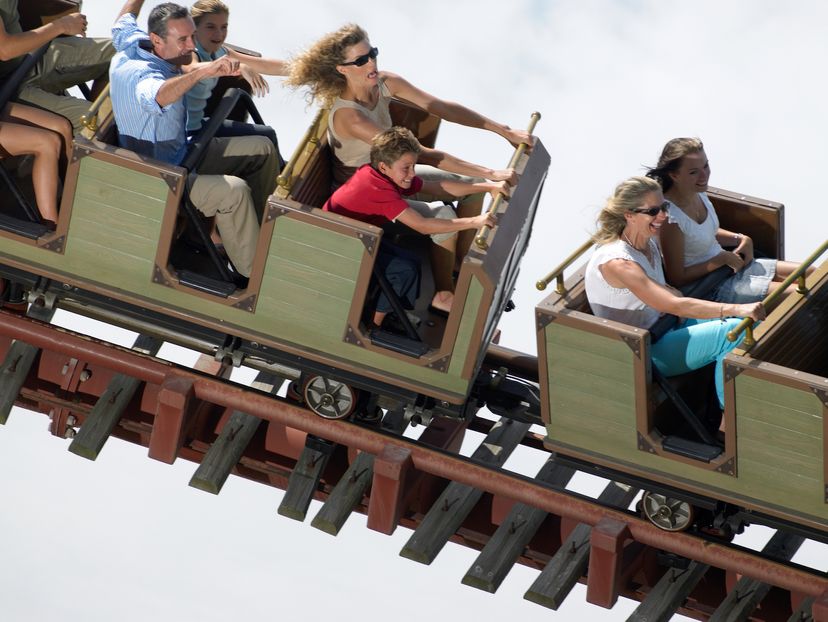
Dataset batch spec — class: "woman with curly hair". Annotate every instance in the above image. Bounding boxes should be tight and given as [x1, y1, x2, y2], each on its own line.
[286, 24, 532, 260]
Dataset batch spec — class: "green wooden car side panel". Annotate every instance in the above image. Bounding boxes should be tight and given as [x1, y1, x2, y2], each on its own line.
[542, 319, 827, 523]
[1, 157, 477, 398]
[544, 323, 637, 455]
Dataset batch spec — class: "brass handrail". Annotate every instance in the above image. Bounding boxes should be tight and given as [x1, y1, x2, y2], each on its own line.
[536, 239, 593, 294]
[79, 82, 111, 135]
[726, 238, 828, 347]
[276, 107, 328, 192]
[473, 111, 541, 251]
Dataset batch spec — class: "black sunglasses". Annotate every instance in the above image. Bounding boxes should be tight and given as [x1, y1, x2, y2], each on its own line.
[629, 201, 669, 217]
[340, 46, 379, 67]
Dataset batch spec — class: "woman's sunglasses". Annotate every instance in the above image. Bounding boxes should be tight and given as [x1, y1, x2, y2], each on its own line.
[629, 202, 669, 217]
[340, 46, 379, 67]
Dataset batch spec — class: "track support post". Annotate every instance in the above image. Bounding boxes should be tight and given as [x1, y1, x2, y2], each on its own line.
[367, 444, 413, 535]
[587, 517, 631, 609]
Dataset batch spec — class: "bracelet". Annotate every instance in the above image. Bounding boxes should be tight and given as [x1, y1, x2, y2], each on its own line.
[720, 304, 725, 322]
[733, 234, 741, 245]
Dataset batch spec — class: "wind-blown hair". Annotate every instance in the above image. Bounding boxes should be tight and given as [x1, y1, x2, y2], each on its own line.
[646, 137, 704, 193]
[285, 24, 369, 107]
[592, 176, 662, 245]
[148, 3, 190, 38]
[370, 127, 422, 169]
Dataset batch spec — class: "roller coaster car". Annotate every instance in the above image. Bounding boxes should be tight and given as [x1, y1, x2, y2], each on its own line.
[537, 192, 828, 541]
[0, 91, 549, 422]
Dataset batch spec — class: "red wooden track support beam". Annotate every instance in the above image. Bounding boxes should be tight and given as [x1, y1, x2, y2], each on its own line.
[149, 375, 195, 464]
[367, 444, 413, 535]
[586, 517, 632, 609]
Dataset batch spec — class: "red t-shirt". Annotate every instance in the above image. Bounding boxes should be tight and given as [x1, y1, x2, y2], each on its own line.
[323, 164, 423, 227]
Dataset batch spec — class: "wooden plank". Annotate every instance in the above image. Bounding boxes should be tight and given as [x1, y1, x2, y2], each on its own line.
[709, 531, 806, 622]
[461, 460, 575, 592]
[627, 560, 710, 622]
[308, 408, 408, 533]
[787, 597, 814, 622]
[68, 334, 163, 460]
[310, 450, 374, 536]
[277, 435, 336, 521]
[0, 304, 55, 424]
[189, 372, 284, 494]
[524, 481, 639, 609]
[399, 418, 532, 565]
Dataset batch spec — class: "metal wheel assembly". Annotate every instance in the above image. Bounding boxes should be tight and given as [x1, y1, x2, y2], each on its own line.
[303, 375, 357, 419]
[641, 491, 695, 532]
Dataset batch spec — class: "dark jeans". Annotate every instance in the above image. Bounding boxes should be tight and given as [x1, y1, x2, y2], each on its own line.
[375, 244, 420, 313]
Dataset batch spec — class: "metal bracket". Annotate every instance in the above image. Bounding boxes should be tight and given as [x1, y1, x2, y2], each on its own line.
[159, 171, 180, 194]
[71, 144, 94, 163]
[152, 264, 173, 288]
[426, 355, 451, 373]
[637, 432, 657, 455]
[232, 294, 257, 313]
[266, 203, 290, 222]
[356, 231, 377, 256]
[39, 235, 66, 254]
[723, 362, 743, 382]
[536, 310, 555, 330]
[620, 334, 642, 359]
[215, 339, 243, 368]
[343, 324, 364, 348]
[810, 387, 828, 408]
[715, 457, 736, 477]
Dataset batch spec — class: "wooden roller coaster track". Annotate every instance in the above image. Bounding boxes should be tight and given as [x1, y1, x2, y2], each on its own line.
[0, 302, 826, 621]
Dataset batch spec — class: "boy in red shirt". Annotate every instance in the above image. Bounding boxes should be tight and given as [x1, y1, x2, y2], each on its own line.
[324, 127, 505, 325]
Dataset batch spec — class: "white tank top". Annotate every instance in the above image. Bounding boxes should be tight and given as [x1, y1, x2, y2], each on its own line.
[328, 78, 393, 185]
[666, 193, 723, 266]
[585, 238, 665, 330]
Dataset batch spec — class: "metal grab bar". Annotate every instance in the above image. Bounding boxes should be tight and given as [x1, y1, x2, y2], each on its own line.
[79, 82, 111, 135]
[276, 108, 327, 192]
[726, 238, 828, 347]
[473, 111, 541, 250]
[536, 239, 593, 294]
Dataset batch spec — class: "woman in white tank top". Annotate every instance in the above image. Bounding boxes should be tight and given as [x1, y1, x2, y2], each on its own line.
[285, 24, 534, 265]
[585, 176, 764, 413]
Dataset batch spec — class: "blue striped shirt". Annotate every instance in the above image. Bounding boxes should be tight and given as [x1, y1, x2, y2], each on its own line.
[109, 14, 188, 165]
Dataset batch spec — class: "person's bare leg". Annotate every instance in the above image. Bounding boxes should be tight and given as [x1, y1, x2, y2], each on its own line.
[455, 193, 485, 261]
[5, 102, 73, 172]
[0, 121, 61, 222]
[431, 234, 457, 293]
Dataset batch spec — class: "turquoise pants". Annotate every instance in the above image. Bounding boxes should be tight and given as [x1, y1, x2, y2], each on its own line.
[651, 317, 744, 408]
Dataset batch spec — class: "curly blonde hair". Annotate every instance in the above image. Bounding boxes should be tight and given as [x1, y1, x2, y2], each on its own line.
[592, 176, 662, 245]
[285, 24, 369, 107]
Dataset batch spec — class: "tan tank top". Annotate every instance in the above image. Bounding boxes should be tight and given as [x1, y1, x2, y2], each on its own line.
[327, 78, 393, 186]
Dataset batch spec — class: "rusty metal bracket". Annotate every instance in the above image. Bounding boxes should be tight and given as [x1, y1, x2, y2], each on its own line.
[637, 432, 657, 455]
[71, 144, 94, 163]
[724, 362, 744, 382]
[714, 457, 736, 477]
[266, 203, 290, 222]
[426, 355, 451, 373]
[152, 264, 173, 288]
[159, 172, 180, 194]
[356, 231, 377, 256]
[810, 387, 828, 408]
[38, 235, 66, 254]
[620, 335, 642, 359]
[232, 294, 256, 313]
[343, 324, 365, 348]
[536, 310, 555, 330]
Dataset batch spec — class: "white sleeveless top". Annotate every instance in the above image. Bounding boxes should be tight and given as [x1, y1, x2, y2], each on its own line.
[666, 193, 723, 266]
[328, 78, 393, 185]
[585, 238, 665, 330]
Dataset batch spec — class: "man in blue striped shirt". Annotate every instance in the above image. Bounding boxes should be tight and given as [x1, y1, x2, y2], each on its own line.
[109, 1, 277, 279]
